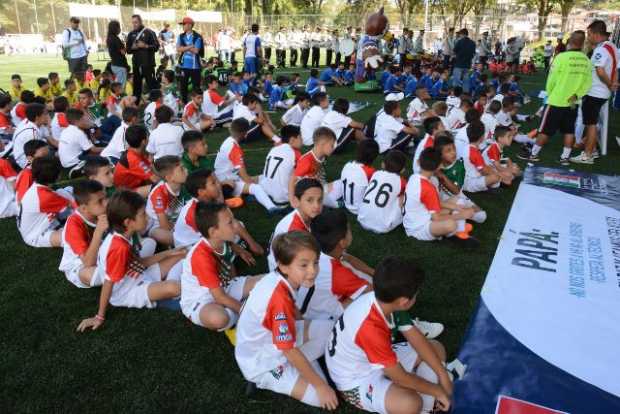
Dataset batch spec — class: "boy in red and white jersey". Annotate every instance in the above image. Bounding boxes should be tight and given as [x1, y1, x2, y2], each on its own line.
[413, 116, 445, 174]
[444, 98, 471, 133]
[358, 150, 407, 234]
[10, 90, 33, 126]
[12, 102, 51, 169]
[143, 89, 163, 132]
[113, 125, 159, 192]
[104, 82, 124, 119]
[19, 157, 73, 248]
[268, 178, 323, 270]
[202, 75, 235, 127]
[101, 107, 139, 162]
[340, 139, 379, 215]
[181, 202, 262, 331]
[0, 158, 18, 218]
[406, 87, 432, 126]
[462, 121, 501, 193]
[146, 105, 184, 160]
[232, 93, 279, 143]
[214, 118, 278, 212]
[50, 96, 70, 142]
[404, 147, 476, 246]
[15, 140, 49, 204]
[258, 125, 303, 206]
[325, 257, 452, 414]
[145, 156, 188, 247]
[298, 209, 372, 320]
[289, 127, 342, 208]
[58, 108, 102, 169]
[235, 232, 338, 410]
[374, 101, 418, 155]
[0, 94, 14, 143]
[182, 89, 214, 132]
[76, 191, 186, 332]
[481, 100, 501, 142]
[59, 180, 108, 288]
[300, 92, 329, 146]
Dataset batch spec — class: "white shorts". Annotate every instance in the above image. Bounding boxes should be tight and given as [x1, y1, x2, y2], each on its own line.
[109, 264, 161, 309]
[463, 175, 488, 193]
[406, 220, 437, 241]
[183, 277, 247, 327]
[64, 265, 104, 289]
[339, 343, 419, 414]
[24, 228, 56, 248]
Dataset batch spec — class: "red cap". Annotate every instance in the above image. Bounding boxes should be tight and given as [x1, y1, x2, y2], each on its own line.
[179, 17, 194, 25]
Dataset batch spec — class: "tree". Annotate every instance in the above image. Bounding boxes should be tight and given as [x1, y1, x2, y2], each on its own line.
[519, 0, 557, 40]
[432, 0, 477, 33]
[557, 0, 578, 33]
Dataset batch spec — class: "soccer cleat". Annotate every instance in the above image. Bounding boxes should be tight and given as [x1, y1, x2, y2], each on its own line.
[414, 318, 444, 339]
[558, 157, 570, 166]
[455, 223, 473, 240]
[569, 152, 594, 165]
[224, 328, 237, 346]
[517, 150, 539, 162]
[446, 359, 468, 380]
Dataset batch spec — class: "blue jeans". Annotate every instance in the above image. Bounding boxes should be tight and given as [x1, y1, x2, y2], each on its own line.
[452, 67, 468, 92]
[111, 65, 127, 90]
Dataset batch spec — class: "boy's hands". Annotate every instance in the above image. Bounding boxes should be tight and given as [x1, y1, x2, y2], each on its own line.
[316, 383, 339, 410]
[166, 247, 188, 258]
[237, 248, 256, 266]
[76, 316, 104, 332]
[434, 386, 451, 412]
[455, 207, 474, 220]
[95, 214, 108, 235]
[247, 240, 264, 256]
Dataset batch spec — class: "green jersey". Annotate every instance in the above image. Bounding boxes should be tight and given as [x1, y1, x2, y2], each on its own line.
[546, 50, 592, 107]
[181, 152, 213, 174]
[214, 242, 236, 287]
[388, 311, 415, 343]
[441, 158, 465, 194]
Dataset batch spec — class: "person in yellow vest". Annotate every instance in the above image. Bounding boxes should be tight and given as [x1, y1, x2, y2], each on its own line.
[49, 72, 64, 97]
[34, 77, 54, 108]
[88, 69, 102, 94]
[124, 72, 134, 97]
[10, 74, 24, 102]
[63, 78, 79, 106]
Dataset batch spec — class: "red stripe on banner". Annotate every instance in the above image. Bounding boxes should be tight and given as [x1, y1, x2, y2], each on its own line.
[496, 395, 569, 414]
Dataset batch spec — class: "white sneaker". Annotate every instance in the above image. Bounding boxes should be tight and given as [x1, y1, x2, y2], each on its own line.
[414, 318, 444, 339]
[592, 149, 600, 159]
[446, 358, 468, 380]
[569, 152, 594, 165]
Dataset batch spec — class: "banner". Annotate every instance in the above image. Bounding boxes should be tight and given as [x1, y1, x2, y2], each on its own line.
[133, 8, 176, 23]
[68, 3, 120, 19]
[453, 166, 620, 413]
[186, 10, 223, 23]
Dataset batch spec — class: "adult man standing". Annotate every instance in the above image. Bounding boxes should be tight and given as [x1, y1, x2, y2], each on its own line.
[217, 28, 232, 63]
[543, 40, 554, 71]
[442, 27, 455, 68]
[275, 27, 286, 68]
[263, 29, 273, 65]
[311, 27, 322, 68]
[300, 26, 311, 68]
[452, 29, 476, 91]
[414, 29, 425, 54]
[479, 31, 492, 68]
[159, 23, 176, 67]
[519, 31, 592, 164]
[571, 20, 619, 164]
[126, 14, 159, 104]
[177, 17, 204, 104]
[62, 17, 88, 75]
[289, 28, 299, 67]
[243, 23, 262, 76]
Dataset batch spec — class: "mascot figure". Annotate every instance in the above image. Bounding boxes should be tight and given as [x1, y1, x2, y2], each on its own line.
[354, 7, 389, 91]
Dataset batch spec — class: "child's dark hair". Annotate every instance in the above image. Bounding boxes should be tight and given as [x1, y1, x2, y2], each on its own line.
[93, 69, 102, 77]
[37, 77, 49, 87]
[423, 116, 442, 134]
[499, 83, 510, 95]
[107, 191, 146, 233]
[204, 74, 218, 85]
[467, 121, 485, 143]
[332, 98, 349, 115]
[181, 130, 204, 150]
[11, 74, 21, 81]
[78, 88, 93, 99]
[25, 103, 46, 122]
[48, 72, 59, 80]
[230, 118, 250, 137]
[502, 96, 515, 108]
[272, 230, 320, 266]
[186, 169, 214, 198]
[433, 131, 455, 155]
[154, 155, 181, 178]
[154, 105, 173, 124]
[418, 147, 441, 171]
[20, 90, 35, 104]
[312, 126, 336, 145]
[280, 125, 301, 143]
[32, 156, 61, 185]
[294, 178, 323, 199]
[374, 256, 425, 302]
[383, 150, 407, 173]
[190, 88, 203, 97]
[122, 106, 139, 123]
[356, 139, 379, 165]
[110, 81, 123, 93]
[53, 96, 69, 113]
[66, 108, 84, 124]
[460, 98, 473, 109]
[310, 68, 319, 78]
[125, 125, 148, 148]
[294, 92, 310, 104]
[0, 94, 10, 109]
[465, 108, 481, 124]
[452, 86, 463, 97]
[495, 125, 511, 140]
[162, 70, 175, 83]
[195, 201, 227, 238]
[73, 179, 104, 206]
[312, 92, 328, 105]
[24, 139, 48, 158]
[149, 89, 163, 102]
[383, 100, 399, 115]
[310, 209, 349, 253]
[83, 156, 111, 178]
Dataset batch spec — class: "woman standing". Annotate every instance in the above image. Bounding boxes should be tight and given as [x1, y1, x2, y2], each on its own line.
[106, 20, 129, 89]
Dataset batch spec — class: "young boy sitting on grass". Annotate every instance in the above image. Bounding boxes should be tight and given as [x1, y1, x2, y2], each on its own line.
[58, 108, 103, 171]
[325, 256, 452, 414]
[113, 125, 159, 195]
[462, 121, 501, 193]
[482, 126, 522, 186]
[181, 202, 263, 332]
[59, 180, 108, 288]
[84, 156, 116, 197]
[320, 97, 366, 152]
[15, 140, 49, 204]
[340, 139, 379, 215]
[77, 191, 186, 332]
[180, 130, 211, 174]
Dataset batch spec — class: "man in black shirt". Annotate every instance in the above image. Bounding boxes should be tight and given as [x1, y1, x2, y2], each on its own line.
[126, 14, 159, 104]
[452, 28, 476, 92]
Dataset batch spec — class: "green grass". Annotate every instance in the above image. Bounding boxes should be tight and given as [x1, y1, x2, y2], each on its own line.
[1, 56, 619, 412]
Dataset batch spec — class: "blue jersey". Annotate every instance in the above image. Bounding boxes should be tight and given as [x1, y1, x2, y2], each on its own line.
[405, 76, 418, 97]
[490, 78, 500, 91]
[383, 74, 402, 94]
[430, 79, 446, 98]
[419, 74, 433, 91]
[335, 69, 346, 80]
[229, 81, 244, 96]
[268, 85, 283, 109]
[320, 68, 335, 83]
[306, 77, 320, 97]
[263, 79, 273, 97]
[380, 70, 391, 87]
[177, 32, 203, 70]
[343, 70, 354, 84]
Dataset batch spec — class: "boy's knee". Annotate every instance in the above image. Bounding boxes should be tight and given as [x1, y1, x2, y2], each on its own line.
[446, 220, 457, 234]
[429, 339, 446, 361]
[390, 390, 422, 414]
[168, 281, 181, 297]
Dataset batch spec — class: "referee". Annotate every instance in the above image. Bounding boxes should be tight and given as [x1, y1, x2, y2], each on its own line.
[520, 31, 592, 164]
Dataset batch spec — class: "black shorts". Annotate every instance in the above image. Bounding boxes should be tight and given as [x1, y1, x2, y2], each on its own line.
[538, 105, 577, 137]
[581, 95, 608, 125]
[245, 122, 267, 142]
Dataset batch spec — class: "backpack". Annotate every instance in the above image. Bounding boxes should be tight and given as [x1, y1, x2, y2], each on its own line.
[62, 28, 86, 61]
[178, 30, 205, 66]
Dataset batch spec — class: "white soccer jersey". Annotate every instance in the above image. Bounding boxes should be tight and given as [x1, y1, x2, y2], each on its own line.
[445, 95, 461, 113]
[325, 292, 399, 391]
[146, 122, 184, 160]
[281, 104, 307, 127]
[267, 209, 310, 270]
[146, 181, 184, 229]
[12, 120, 43, 168]
[0, 159, 17, 218]
[258, 143, 301, 204]
[374, 112, 405, 154]
[481, 112, 498, 141]
[340, 161, 375, 215]
[183, 102, 203, 131]
[588, 40, 619, 99]
[58, 124, 93, 168]
[296, 253, 369, 321]
[235, 271, 300, 381]
[10, 103, 26, 127]
[18, 183, 72, 246]
[495, 110, 513, 127]
[445, 107, 466, 132]
[59, 211, 103, 287]
[407, 98, 428, 125]
[321, 110, 352, 138]
[403, 174, 441, 234]
[454, 125, 469, 160]
[232, 103, 256, 123]
[143, 101, 159, 131]
[173, 198, 200, 247]
[101, 122, 128, 159]
[214, 137, 245, 182]
[50, 112, 69, 141]
[463, 144, 486, 179]
[412, 134, 435, 174]
[357, 170, 406, 234]
[300, 106, 328, 146]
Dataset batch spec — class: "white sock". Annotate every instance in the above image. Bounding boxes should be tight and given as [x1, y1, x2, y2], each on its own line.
[531, 144, 542, 156]
[561, 147, 572, 159]
[248, 184, 276, 210]
[472, 210, 487, 223]
[217, 308, 239, 331]
[416, 362, 438, 412]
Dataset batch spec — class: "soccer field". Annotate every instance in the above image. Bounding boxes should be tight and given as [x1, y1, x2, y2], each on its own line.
[1, 55, 619, 412]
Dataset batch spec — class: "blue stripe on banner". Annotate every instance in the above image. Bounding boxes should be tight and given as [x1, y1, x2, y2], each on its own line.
[452, 299, 620, 414]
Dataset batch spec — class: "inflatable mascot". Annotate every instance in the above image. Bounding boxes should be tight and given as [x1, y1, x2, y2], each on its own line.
[354, 7, 390, 92]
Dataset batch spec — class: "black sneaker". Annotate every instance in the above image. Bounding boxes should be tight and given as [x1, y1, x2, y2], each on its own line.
[446, 235, 480, 249]
[517, 149, 538, 161]
[558, 157, 570, 166]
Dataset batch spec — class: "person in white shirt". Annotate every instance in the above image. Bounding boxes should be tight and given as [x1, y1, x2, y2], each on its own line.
[300, 26, 311, 68]
[243, 24, 262, 76]
[275, 27, 287, 68]
[101, 107, 139, 162]
[407, 88, 432, 126]
[414, 30, 425, 54]
[262, 29, 273, 64]
[62, 17, 89, 74]
[445, 98, 472, 132]
[281, 92, 311, 127]
[217, 28, 233, 63]
[50, 98, 70, 143]
[300, 92, 329, 146]
[143, 89, 163, 132]
[58, 108, 102, 169]
[146, 106, 184, 160]
[543, 40, 554, 71]
[374, 101, 418, 154]
[11, 103, 52, 169]
[320, 98, 366, 152]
